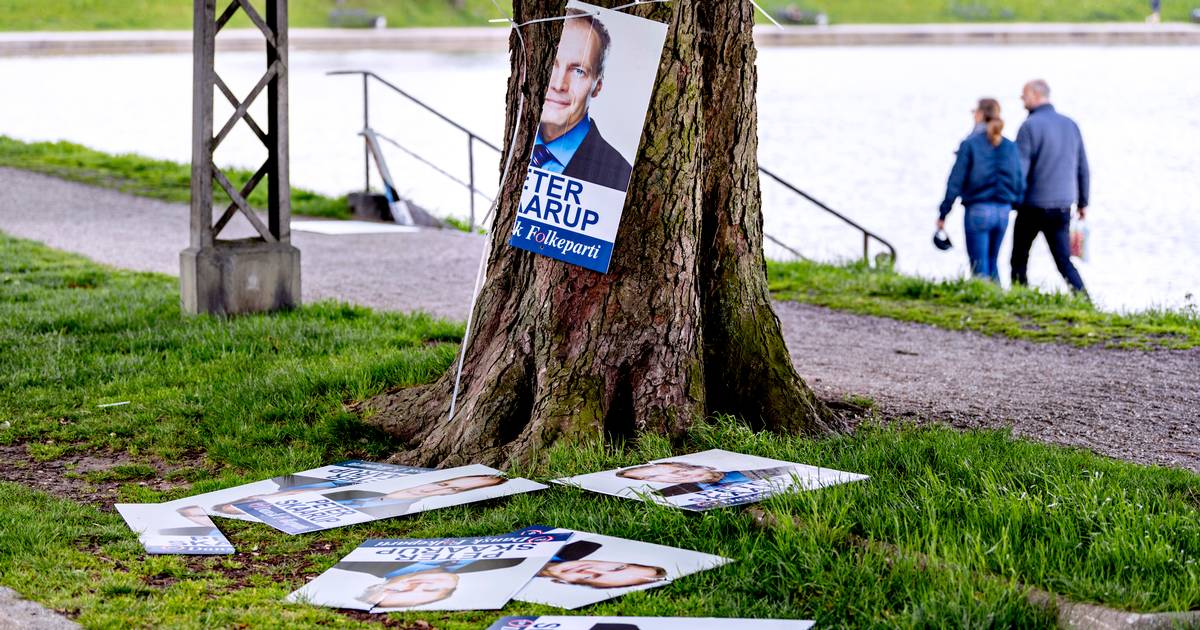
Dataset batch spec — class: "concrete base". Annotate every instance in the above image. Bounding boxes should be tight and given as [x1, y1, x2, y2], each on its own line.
[180, 239, 300, 316]
[348, 192, 446, 228]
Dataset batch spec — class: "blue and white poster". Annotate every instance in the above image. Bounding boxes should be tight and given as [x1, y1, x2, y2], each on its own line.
[116, 503, 235, 555]
[509, 0, 669, 273]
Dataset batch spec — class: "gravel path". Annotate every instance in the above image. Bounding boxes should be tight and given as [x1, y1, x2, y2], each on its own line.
[2, 167, 1197, 473]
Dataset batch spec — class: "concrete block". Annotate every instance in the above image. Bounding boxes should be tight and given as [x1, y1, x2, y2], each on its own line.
[180, 239, 301, 316]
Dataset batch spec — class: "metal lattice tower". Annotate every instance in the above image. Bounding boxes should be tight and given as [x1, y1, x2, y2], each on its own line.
[182, 0, 300, 315]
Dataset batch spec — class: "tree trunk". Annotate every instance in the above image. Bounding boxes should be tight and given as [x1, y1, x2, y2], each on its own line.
[356, 0, 845, 468]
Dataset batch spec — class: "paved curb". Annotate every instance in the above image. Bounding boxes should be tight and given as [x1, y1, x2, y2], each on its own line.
[0, 588, 79, 630]
[0, 23, 1198, 57]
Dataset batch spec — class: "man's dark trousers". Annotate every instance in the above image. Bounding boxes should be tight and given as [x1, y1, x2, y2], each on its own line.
[1010, 206, 1086, 293]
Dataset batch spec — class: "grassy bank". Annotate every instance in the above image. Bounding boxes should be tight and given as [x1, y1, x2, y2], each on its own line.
[0, 0, 1188, 31]
[4, 136, 1197, 349]
[769, 259, 1200, 349]
[0, 233, 1198, 628]
[0, 136, 347, 220]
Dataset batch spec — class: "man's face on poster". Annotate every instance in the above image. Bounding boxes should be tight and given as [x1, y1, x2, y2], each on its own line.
[541, 559, 663, 588]
[541, 19, 604, 141]
[387, 475, 505, 499]
[361, 570, 459, 608]
[618, 462, 724, 484]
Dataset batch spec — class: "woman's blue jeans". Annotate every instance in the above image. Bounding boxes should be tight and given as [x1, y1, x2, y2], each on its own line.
[964, 203, 1011, 283]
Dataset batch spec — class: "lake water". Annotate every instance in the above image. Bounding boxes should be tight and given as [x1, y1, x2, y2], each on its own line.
[0, 46, 1196, 311]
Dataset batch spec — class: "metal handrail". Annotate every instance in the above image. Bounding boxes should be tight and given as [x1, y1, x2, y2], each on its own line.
[329, 69, 896, 264]
[759, 166, 897, 263]
[328, 70, 498, 230]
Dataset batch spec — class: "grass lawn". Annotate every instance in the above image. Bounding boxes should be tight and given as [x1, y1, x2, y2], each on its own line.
[1, 232, 1198, 628]
[0, 0, 1189, 31]
[0, 136, 348, 220]
[769, 259, 1200, 349]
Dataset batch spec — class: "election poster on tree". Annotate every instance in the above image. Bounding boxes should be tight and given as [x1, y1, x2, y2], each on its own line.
[554, 449, 868, 511]
[116, 503, 235, 555]
[508, 525, 730, 609]
[233, 464, 547, 534]
[508, 0, 669, 273]
[487, 617, 815, 629]
[287, 532, 574, 612]
[162, 460, 431, 522]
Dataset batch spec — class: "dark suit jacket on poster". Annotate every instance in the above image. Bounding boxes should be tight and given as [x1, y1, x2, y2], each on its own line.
[552, 540, 603, 563]
[336, 558, 524, 578]
[562, 121, 633, 193]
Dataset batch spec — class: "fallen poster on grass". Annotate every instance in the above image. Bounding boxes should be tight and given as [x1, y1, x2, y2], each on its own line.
[509, 525, 729, 609]
[162, 460, 432, 522]
[234, 464, 547, 534]
[487, 617, 815, 630]
[508, 0, 669, 273]
[287, 531, 574, 612]
[116, 503, 234, 555]
[554, 449, 868, 511]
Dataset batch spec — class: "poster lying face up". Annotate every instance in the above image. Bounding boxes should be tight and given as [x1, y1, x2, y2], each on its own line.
[287, 532, 573, 612]
[234, 464, 547, 534]
[508, 1, 669, 273]
[555, 449, 868, 511]
[116, 503, 234, 555]
[487, 617, 815, 630]
[162, 460, 431, 522]
[509, 525, 730, 609]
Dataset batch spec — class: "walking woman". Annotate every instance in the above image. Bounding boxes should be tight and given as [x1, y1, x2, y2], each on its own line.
[937, 98, 1025, 283]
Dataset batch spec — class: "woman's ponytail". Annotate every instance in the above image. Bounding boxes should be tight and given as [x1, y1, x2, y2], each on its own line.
[978, 98, 1004, 147]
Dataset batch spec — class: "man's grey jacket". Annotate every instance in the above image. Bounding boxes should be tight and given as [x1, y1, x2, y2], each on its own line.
[1016, 104, 1090, 210]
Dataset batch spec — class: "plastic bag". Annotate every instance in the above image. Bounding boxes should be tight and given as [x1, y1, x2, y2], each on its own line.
[1070, 218, 1089, 261]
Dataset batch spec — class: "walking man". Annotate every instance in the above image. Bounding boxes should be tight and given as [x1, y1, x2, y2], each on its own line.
[1011, 79, 1089, 295]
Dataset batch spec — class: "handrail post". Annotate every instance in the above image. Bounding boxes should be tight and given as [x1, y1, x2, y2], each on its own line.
[863, 233, 869, 264]
[467, 136, 476, 231]
[362, 73, 371, 193]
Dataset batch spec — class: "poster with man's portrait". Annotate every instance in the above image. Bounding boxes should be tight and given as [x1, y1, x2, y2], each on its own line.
[233, 464, 547, 534]
[554, 449, 868, 511]
[162, 459, 431, 522]
[116, 503, 235, 555]
[287, 532, 573, 612]
[508, 0, 669, 273]
[509, 525, 730, 609]
[487, 616, 815, 630]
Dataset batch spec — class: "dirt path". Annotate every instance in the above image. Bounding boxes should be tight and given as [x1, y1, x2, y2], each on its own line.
[2, 167, 1197, 473]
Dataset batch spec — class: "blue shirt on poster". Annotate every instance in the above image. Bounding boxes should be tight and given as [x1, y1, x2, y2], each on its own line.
[533, 115, 592, 174]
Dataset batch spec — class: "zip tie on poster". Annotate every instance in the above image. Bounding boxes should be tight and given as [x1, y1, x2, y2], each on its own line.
[446, 0, 671, 424]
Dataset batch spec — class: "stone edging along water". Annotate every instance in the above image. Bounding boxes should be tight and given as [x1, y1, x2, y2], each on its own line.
[1, 23, 1198, 57]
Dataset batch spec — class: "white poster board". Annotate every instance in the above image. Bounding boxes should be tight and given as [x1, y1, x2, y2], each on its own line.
[288, 532, 573, 612]
[116, 503, 235, 555]
[509, 525, 729, 609]
[508, 1, 669, 273]
[235, 465, 547, 534]
[555, 449, 868, 511]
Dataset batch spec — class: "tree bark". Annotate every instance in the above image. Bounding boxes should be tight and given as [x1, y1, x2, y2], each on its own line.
[356, 0, 845, 468]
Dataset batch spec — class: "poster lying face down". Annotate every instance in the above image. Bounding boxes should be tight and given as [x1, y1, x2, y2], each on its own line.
[233, 464, 547, 534]
[116, 503, 235, 555]
[555, 449, 868, 511]
[162, 460, 431, 522]
[288, 532, 573, 612]
[487, 617, 815, 629]
[509, 526, 730, 609]
[508, 0, 669, 273]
